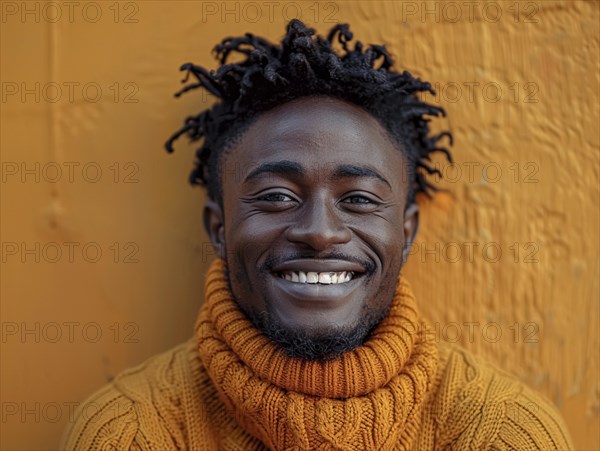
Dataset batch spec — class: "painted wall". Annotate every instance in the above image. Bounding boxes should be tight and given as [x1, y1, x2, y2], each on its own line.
[1, 1, 598, 449]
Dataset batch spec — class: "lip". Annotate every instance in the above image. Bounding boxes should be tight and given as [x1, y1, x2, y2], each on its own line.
[271, 258, 366, 274]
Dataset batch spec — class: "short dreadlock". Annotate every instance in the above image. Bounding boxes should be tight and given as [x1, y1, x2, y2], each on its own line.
[165, 19, 452, 204]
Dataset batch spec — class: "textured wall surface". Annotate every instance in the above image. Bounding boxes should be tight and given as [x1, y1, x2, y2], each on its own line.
[1, 1, 598, 449]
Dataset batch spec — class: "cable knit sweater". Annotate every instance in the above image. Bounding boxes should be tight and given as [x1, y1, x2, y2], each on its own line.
[62, 259, 573, 450]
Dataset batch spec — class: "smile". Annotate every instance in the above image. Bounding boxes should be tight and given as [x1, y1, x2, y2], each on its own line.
[269, 259, 367, 304]
[277, 271, 355, 284]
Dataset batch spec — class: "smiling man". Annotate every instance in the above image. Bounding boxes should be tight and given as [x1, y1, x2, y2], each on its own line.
[63, 20, 572, 450]
[211, 97, 415, 362]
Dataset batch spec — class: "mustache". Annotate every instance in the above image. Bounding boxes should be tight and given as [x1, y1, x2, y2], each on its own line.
[261, 252, 375, 274]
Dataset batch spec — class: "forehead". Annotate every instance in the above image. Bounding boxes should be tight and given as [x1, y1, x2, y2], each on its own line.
[223, 97, 408, 187]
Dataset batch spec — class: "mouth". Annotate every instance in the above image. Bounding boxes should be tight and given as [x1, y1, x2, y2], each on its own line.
[276, 270, 356, 284]
[267, 258, 370, 310]
[271, 259, 367, 285]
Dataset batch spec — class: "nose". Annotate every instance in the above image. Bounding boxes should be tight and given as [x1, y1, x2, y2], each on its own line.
[285, 196, 352, 250]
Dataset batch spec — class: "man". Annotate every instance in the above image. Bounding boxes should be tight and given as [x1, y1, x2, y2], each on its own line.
[63, 20, 573, 450]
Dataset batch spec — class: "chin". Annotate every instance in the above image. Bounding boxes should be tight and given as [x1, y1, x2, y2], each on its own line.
[252, 303, 390, 361]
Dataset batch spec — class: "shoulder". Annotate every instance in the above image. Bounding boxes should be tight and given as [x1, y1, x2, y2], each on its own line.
[61, 339, 209, 450]
[429, 343, 573, 450]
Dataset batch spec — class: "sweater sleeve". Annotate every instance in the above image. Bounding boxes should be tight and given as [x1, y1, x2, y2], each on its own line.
[491, 384, 574, 451]
[429, 345, 574, 451]
[60, 341, 205, 450]
[60, 383, 145, 451]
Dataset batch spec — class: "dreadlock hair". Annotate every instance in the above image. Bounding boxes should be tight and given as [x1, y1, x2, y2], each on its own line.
[165, 19, 453, 205]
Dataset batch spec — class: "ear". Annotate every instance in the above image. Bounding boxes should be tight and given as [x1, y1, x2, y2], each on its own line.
[203, 200, 225, 260]
[401, 202, 419, 265]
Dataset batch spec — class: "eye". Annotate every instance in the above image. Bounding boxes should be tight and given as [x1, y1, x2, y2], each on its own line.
[257, 192, 294, 202]
[340, 193, 381, 211]
[343, 195, 374, 204]
[252, 191, 299, 212]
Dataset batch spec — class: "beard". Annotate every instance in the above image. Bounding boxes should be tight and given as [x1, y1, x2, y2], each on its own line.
[249, 303, 391, 361]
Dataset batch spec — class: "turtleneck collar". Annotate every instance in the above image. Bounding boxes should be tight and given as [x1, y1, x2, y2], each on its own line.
[196, 258, 439, 450]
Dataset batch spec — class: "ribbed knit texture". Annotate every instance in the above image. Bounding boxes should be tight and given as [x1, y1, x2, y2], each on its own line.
[62, 259, 574, 450]
[196, 259, 438, 450]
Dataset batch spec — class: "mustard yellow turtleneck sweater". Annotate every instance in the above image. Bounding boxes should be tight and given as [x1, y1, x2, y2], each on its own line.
[62, 259, 573, 450]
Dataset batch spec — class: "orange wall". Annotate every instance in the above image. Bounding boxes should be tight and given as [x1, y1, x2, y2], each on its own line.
[1, 1, 598, 449]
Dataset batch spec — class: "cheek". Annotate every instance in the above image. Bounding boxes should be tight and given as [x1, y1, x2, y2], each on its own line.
[226, 216, 283, 263]
[353, 217, 406, 263]
[224, 213, 289, 301]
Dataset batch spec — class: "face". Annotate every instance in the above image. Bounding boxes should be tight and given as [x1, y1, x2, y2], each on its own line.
[204, 97, 418, 360]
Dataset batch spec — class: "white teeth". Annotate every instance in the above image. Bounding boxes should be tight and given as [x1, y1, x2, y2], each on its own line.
[279, 270, 355, 284]
[307, 272, 319, 283]
[319, 273, 331, 284]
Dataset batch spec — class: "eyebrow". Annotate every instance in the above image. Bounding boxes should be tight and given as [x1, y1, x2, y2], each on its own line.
[242, 160, 391, 188]
[332, 164, 391, 188]
[243, 160, 304, 183]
